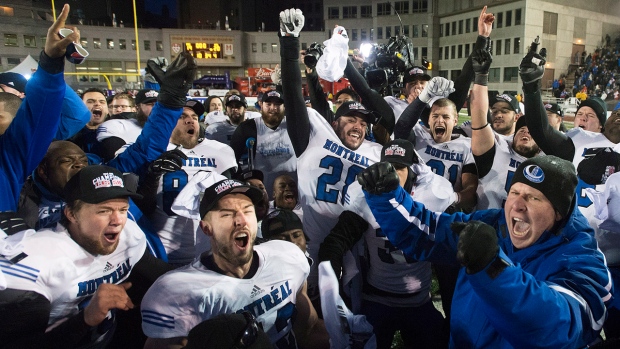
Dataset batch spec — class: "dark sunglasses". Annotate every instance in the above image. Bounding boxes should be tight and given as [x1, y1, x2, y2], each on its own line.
[234, 311, 260, 348]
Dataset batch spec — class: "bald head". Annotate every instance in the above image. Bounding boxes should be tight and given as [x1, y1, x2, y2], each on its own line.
[38, 141, 89, 196]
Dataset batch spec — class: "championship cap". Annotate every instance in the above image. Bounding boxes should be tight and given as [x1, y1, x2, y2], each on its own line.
[509, 155, 577, 218]
[261, 90, 284, 103]
[63, 165, 143, 204]
[381, 139, 418, 167]
[577, 97, 607, 127]
[261, 209, 303, 240]
[233, 169, 264, 183]
[0, 72, 27, 94]
[184, 312, 272, 349]
[135, 89, 159, 104]
[199, 179, 264, 217]
[334, 101, 377, 124]
[544, 102, 563, 117]
[225, 92, 247, 107]
[185, 99, 205, 117]
[492, 94, 520, 114]
[403, 66, 431, 84]
[515, 115, 527, 132]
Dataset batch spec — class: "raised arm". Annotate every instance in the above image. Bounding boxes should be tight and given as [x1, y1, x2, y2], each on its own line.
[470, 49, 495, 156]
[306, 67, 334, 123]
[56, 85, 91, 140]
[520, 39, 575, 160]
[279, 9, 311, 157]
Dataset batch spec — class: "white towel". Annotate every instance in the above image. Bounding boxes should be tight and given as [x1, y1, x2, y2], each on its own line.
[316, 26, 349, 82]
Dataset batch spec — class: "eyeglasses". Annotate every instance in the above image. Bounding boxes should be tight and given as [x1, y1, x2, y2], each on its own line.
[111, 105, 132, 110]
[234, 311, 259, 348]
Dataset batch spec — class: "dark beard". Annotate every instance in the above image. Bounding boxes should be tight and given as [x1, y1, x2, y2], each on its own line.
[513, 143, 540, 158]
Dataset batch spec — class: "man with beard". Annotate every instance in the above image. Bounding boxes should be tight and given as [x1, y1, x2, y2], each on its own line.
[1, 165, 173, 348]
[490, 93, 521, 141]
[96, 91, 157, 162]
[278, 8, 383, 303]
[230, 89, 297, 197]
[141, 178, 328, 349]
[205, 91, 248, 145]
[141, 100, 237, 265]
[469, 49, 541, 210]
[69, 87, 110, 154]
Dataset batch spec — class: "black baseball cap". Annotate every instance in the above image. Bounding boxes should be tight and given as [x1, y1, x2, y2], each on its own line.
[493, 94, 520, 114]
[544, 102, 563, 117]
[261, 90, 284, 103]
[63, 165, 143, 204]
[225, 93, 247, 107]
[233, 169, 264, 183]
[135, 89, 159, 104]
[199, 179, 264, 217]
[403, 66, 431, 84]
[334, 101, 377, 124]
[261, 209, 303, 239]
[185, 99, 205, 117]
[184, 312, 272, 349]
[381, 139, 418, 167]
[0, 72, 27, 94]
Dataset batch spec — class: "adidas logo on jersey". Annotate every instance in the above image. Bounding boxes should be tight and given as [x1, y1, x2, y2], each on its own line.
[250, 285, 264, 298]
[442, 144, 449, 150]
[103, 261, 115, 272]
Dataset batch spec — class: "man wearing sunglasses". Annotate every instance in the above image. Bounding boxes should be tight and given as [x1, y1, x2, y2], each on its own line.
[141, 178, 329, 349]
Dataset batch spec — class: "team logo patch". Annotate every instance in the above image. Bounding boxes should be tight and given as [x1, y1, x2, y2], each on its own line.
[347, 102, 366, 111]
[214, 180, 244, 195]
[497, 94, 512, 102]
[145, 90, 158, 98]
[384, 145, 406, 157]
[92, 172, 124, 189]
[409, 68, 424, 75]
[172, 43, 181, 54]
[228, 95, 242, 102]
[544, 103, 552, 109]
[523, 165, 545, 183]
[267, 91, 281, 98]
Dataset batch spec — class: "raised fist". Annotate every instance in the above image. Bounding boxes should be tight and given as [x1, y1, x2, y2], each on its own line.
[357, 162, 400, 195]
[279, 8, 305, 37]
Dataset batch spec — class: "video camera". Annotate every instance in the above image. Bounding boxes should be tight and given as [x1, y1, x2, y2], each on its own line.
[304, 42, 324, 69]
[362, 35, 415, 93]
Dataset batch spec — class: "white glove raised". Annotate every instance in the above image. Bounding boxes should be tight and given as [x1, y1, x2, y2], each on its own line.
[418, 77, 455, 104]
[279, 8, 305, 37]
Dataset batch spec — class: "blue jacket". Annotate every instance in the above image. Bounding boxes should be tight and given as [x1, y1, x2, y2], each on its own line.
[0, 66, 64, 211]
[365, 186, 613, 348]
[55, 85, 91, 140]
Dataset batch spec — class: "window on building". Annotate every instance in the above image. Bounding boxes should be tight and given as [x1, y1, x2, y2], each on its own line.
[515, 9, 522, 25]
[489, 67, 500, 83]
[543, 11, 558, 35]
[370, 28, 374, 40]
[328, 7, 339, 19]
[272, 43, 277, 53]
[395, 1, 409, 14]
[7, 57, 20, 66]
[252, 43, 257, 52]
[144, 40, 150, 51]
[377, 27, 383, 39]
[119, 39, 126, 50]
[107, 39, 114, 49]
[473, 17, 478, 32]
[438, 47, 443, 60]
[506, 10, 512, 27]
[131, 40, 136, 50]
[497, 12, 503, 28]
[261, 43, 267, 53]
[451, 45, 455, 59]
[23, 35, 36, 47]
[459, 20, 463, 34]
[413, 25, 419, 38]
[403, 26, 409, 36]
[458, 44, 463, 59]
[0, 6, 15, 16]
[156, 41, 163, 51]
[439, 70, 448, 78]
[465, 43, 470, 57]
[451, 22, 456, 36]
[386, 26, 391, 38]
[451, 70, 461, 80]
[343, 6, 357, 19]
[395, 26, 400, 36]
[361, 5, 372, 18]
[361, 29, 367, 40]
[412, 0, 428, 13]
[504, 67, 519, 82]
[4, 33, 17, 46]
[513, 37, 520, 54]
[444, 46, 449, 60]
[93, 38, 101, 49]
[466, 18, 471, 33]
[505, 39, 510, 54]
[41, 36, 47, 47]
[422, 24, 428, 37]
[421, 47, 427, 59]
[413, 47, 418, 61]
[439, 24, 443, 37]
[377, 3, 390, 16]
[496, 40, 501, 56]
[352, 29, 358, 41]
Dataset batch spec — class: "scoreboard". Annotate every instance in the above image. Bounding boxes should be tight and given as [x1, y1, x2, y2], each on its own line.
[184, 42, 223, 60]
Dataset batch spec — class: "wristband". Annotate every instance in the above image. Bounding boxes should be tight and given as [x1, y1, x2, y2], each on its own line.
[474, 73, 488, 86]
[471, 123, 489, 131]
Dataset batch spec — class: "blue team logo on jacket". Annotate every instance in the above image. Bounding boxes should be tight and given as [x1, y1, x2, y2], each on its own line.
[523, 165, 545, 183]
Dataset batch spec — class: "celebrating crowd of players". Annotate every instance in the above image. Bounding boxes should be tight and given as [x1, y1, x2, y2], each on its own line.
[1, 4, 620, 349]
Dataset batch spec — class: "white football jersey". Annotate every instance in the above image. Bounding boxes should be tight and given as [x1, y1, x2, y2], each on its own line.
[203, 110, 228, 125]
[253, 116, 297, 197]
[413, 123, 474, 191]
[476, 134, 529, 210]
[384, 96, 408, 122]
[205, 120, 237, 145]
[0, 220, 146, 326]
[149, 140, 237, 265]
[96, 118, 142, 144]
[141, 240, 308, 348]
[297, 110, 382, 297]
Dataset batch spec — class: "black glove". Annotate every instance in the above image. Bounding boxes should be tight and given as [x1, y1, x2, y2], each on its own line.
[519, 37, 547, 93]
[148, 148, 188, 178]
[451, 221, 498, 275]
[0, 211, 31, 235]
[357, 162, 400, 195]
[472, 49, 492, 86]
[146, 51, 197, 109]
[319, 211, 369, 278]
